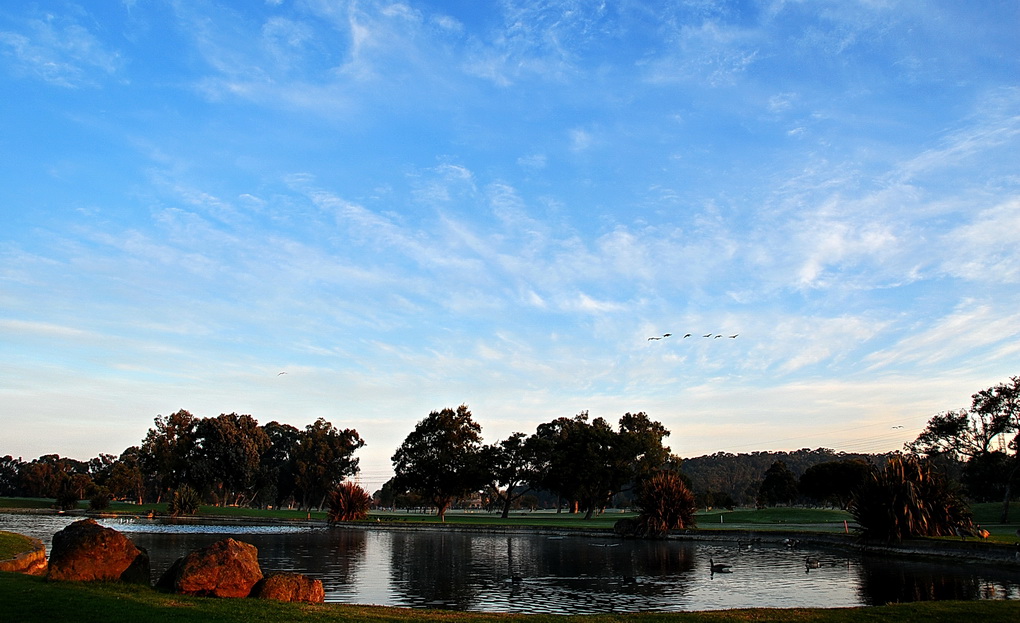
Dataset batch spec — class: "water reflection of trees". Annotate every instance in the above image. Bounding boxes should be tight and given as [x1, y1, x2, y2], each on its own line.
[385, 532, 699, 611]
[389, 531, 481, 609]
[250, 529, 368, 582]
[855, 555, 983, 605]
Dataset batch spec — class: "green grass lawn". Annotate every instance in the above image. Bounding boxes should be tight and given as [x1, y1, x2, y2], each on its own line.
[0, 531, 36, 560]
[2, 572, 1018, 623]
[696, 507, 851, 526]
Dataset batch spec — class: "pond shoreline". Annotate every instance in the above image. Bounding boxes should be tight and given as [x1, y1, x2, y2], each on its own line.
[6, 507, 1019, 569]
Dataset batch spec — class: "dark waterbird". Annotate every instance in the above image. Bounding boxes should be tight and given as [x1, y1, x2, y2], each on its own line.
[709, 558, 732, 574]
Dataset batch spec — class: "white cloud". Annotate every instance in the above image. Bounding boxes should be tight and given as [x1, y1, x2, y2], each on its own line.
[0, 13, 121, 87]
[941, 199, 1020, 283]
[568, 128, 594, 152]
[865, 300, 1020, 372]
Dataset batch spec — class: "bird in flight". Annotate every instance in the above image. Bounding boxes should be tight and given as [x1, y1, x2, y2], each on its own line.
[683, 333, 691, 338]
[647, 336, 662, 340]
[703, 334, 712, 338]
[891, 425, 903, 429]
[277, 371, 288, 376]
[729, 334, 738, 338]
[663, 333, 672, 338]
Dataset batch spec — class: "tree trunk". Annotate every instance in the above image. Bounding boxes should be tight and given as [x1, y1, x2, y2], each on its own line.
[501, 495, 512, 519]
[999, 463, 1018, 523]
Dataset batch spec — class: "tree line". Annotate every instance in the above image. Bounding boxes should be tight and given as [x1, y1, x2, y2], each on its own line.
[0, 410, 364, 511]
[2, 376, 1017, 525]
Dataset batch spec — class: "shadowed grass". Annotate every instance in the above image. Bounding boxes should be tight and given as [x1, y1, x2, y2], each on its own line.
[2, 572, 1018, 623]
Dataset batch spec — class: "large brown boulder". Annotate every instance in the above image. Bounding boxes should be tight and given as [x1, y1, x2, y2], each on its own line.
[251, 572, 325, 603]
[157, 538, 263, 598]
[47, 519, 149, 584]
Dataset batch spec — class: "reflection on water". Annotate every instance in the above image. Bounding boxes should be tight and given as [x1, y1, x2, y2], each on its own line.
[2, 513, 1018, 614]
[856, 554, 1020, 605]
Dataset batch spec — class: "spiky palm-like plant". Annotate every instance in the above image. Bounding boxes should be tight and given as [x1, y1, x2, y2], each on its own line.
[634, 470, 697, 537]
[327, 481, 372, 524]
[168, 485, 201, 517]
[848, 455, 973, 542]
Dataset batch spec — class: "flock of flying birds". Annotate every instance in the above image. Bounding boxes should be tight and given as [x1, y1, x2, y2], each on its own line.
[647, 333, 738, 341]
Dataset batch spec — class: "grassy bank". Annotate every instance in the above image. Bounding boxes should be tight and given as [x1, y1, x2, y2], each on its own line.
[2, 572, 1017, 623]
[0, 531, 35, 559]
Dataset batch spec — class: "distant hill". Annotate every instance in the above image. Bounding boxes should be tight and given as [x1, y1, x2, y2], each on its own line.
[679, 448, 892, 507]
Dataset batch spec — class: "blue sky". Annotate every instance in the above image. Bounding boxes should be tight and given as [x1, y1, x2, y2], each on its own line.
[2, 1, 1018, 493]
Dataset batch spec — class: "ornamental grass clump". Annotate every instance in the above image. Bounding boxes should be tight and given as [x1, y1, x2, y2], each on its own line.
[168, 485, 201, 517]
[326, 481, 372, 523]
[629, 470, 697, 537]
[848, 455, 973, 542]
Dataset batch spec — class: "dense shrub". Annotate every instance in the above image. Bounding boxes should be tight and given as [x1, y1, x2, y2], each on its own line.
[54, 485, 79, 511]
[88, 486, 113, 511]
[327, 481, 372, 523]
[849, 455, 973, 542]
[168, 485, 201, 517]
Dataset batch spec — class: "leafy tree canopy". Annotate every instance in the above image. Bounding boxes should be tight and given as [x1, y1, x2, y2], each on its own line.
[391, 405, 485, 521]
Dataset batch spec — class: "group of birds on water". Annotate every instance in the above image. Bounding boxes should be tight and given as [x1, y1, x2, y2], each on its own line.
[647, 333, 738, 341]
[509, 537, 839, 586]
[707, 538, 832, 577]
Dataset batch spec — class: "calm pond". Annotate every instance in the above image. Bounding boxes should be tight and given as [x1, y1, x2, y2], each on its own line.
[3, 513, 1019, 614]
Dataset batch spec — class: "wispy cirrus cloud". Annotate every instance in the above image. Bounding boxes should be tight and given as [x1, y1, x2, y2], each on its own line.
[0, 11, 121, 87]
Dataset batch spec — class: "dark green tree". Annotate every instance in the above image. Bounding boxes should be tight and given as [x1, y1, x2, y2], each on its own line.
[293, 418, 365, 510]
[756, 460, 799, 507]
[139, 409, 198, 501]
[194, 413, 270, 507]
[618, 412, 672, 480]
[86, 454, 116, 489]
[18, 454, 86, 499]
[908, 376, 1020, 522]
[962, 451, 1016, 502]
[481, 432, 542, 518]
[532, 412, 671, 519]
[390, 405, 485, 522]
[799, 459, 872, 509]
[0, 455, 24, 496]
[107, 447, 146, 504]
[258, 421, 301, 508]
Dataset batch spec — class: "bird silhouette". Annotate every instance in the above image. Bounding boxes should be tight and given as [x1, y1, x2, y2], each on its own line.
[714, 334, 722, 338]
[277, 371, 288, 376]
[683, 333, 692, 338]
[647, 337, 661, 340]
[703, 334, 712, 338]
[729, 334, 738, 338]
[709, 558, 732, 574]
[663, 333, 672, 338]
